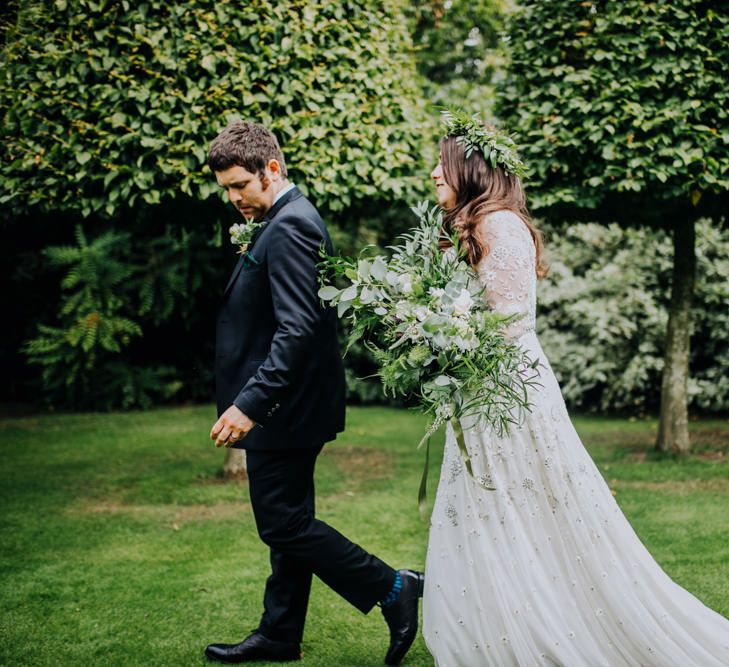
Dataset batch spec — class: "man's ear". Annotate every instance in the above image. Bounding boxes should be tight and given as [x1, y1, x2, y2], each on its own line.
[266, 159, 283, 180]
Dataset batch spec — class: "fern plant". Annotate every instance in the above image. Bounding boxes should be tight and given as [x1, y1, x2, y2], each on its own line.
[24, 226, 143, 406]
[23, 222, 216, 408]
[129, 228, 209, 326]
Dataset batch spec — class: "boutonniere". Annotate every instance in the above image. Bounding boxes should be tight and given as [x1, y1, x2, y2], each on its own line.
[229, 217, 266, 255]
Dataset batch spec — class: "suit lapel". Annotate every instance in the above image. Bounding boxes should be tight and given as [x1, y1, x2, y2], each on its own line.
[222, 186, 302, 299]
[223, 254, 245, 296]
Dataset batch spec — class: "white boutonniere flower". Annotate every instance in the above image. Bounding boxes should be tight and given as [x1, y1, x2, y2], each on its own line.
[229, 217, 266, 254]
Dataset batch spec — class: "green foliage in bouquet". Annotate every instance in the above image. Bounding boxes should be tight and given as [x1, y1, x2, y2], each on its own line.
[319, 202, 540, 511]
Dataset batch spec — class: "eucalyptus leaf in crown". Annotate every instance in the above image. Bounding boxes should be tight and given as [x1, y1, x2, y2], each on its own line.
[318, 202, 540, 515]
[441, 108, 527, 179]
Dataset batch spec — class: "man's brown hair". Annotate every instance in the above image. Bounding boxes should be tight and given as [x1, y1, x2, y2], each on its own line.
[208, 121, 287, 177]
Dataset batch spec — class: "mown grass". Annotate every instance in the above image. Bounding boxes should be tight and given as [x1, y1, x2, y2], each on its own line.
[1, 406, 727, 666]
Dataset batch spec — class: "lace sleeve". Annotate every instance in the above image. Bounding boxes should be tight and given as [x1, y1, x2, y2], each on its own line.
[476, 211, 537, 339]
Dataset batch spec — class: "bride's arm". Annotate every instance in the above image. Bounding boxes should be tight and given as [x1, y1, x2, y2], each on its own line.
[476, 212, 536, 339]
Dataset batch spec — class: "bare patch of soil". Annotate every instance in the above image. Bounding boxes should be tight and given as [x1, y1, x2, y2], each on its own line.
[66, 500, 249, 527]
[197, 472, 248, 485]
[612, 477, 729, 495]
[320, 446, 393, 487]
[588, 425, 729, 463]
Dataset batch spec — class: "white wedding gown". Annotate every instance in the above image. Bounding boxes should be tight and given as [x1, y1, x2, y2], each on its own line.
[422, 211, 729, 667]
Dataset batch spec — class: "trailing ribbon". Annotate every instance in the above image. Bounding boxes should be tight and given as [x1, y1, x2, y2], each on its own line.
[241, 251, 260, 269]
[418, 435, 430, 521]
[417, 416, 496, 522]
[451, 418, 474, 478]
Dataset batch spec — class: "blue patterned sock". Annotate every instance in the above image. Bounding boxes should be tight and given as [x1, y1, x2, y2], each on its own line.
[379, 571, 403, 607]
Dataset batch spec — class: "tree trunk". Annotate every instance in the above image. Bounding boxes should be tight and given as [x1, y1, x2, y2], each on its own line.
[222, 447, 247, 480]
[656, 218, 696, 455]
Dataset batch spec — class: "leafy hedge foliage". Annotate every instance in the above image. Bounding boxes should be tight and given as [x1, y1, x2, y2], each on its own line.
[1, 0, 435, 408]
[539, 218, 729, 413]
[1, 0, 432, 221]
[498, 0, 728, 220]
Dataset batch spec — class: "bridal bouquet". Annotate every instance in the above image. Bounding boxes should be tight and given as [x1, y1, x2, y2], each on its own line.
[318, 202, 540, 512]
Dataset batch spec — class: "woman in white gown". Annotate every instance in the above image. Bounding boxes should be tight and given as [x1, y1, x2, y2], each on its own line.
[422, 121, 729, 666]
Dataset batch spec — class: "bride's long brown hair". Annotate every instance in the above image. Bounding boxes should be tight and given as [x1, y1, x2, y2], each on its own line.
[439, 136, 548, 278]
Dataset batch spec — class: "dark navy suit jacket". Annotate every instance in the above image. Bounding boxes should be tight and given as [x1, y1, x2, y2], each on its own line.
[215, 186, 346, 450]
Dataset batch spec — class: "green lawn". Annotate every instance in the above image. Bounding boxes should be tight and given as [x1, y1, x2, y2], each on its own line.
[1, 406, 728, 666]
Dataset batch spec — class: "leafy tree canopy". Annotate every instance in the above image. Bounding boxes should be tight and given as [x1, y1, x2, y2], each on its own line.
[409, 0, 508, 117]
[1, 0, 437, 409]
[411, 0, 505, 84]
[498, 0, 728, 223]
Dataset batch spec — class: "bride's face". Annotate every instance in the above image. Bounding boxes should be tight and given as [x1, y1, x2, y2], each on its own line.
[431, 161, 457, 209]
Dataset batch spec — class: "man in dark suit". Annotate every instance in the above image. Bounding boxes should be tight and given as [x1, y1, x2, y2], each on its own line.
[204, 121, 422, 665]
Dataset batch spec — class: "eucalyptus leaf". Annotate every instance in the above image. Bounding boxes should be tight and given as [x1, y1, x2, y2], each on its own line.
[370, 256, 388, 280]
[317, 286, 341, 301]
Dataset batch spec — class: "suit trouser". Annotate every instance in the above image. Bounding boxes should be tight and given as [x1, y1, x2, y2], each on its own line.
[246, 445, 396, 643]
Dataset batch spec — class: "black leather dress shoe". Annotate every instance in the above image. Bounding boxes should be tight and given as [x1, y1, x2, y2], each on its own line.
[205, 631, 301, 663]
[381, 569, 425, 665]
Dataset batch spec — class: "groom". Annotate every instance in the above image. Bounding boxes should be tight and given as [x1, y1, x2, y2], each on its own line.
[205, 121, 423, 665]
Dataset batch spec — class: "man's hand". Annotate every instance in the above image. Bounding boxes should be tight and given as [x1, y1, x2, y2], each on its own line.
[210, 405, 256, 448]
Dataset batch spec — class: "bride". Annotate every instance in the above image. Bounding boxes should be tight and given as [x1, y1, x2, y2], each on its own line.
[422, 115, 729, 666]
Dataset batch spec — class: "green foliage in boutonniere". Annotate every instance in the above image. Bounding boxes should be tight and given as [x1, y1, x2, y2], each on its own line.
[441, 107, 527, 179]
[229, 218, 266, 255]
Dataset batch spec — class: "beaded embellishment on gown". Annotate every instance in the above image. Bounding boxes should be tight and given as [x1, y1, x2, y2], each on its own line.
[422, 210, 729, 667]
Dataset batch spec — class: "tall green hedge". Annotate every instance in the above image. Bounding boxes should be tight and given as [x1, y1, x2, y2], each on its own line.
[1, 0, 432, 220]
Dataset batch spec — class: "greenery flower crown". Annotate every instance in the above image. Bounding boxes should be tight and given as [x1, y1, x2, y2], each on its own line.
[441, 108, 527, 179]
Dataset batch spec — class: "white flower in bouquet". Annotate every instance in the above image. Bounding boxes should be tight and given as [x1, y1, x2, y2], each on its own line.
[395, 300, 413, 321]
[397, 274, 414, 294]
[452, 288, 474, 317]
[414, 305, 432, 322]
